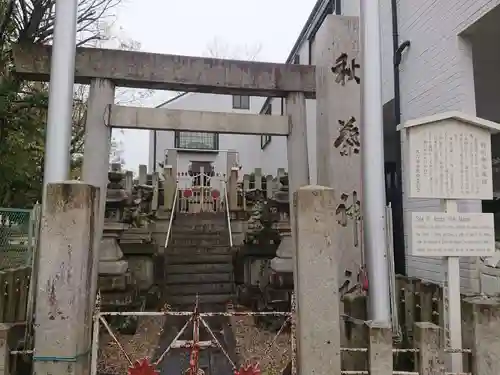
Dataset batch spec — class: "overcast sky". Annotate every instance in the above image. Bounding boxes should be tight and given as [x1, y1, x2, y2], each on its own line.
[112, 0, 317, 172]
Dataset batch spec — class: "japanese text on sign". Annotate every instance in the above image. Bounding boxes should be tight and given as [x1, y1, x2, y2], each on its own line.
[411, 212, 495, 257]
[408, 121, 493, 199]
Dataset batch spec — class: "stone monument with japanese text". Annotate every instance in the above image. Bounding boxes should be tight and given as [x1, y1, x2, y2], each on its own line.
[315, 15, 364, 296]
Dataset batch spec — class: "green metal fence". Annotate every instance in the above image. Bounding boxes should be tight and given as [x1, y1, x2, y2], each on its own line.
[0, 207, 39, 270]
[0, 205, 40, 324]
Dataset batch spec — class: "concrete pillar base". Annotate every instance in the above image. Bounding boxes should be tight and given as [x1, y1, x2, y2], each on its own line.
[33, 182, 99, 375]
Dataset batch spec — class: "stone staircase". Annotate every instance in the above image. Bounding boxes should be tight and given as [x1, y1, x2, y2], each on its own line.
[164, 212, 234, 309]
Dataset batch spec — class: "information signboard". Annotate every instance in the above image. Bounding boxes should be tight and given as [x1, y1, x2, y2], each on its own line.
[411, 212, 495, 257]
[407, 119, 493, 200]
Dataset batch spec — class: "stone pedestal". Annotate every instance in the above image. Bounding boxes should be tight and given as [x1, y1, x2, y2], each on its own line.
[270, 232, 293, 273]
[294, 186, 341, 375]
[33, 182, 98, 375]
[468, 297, 500, 375]
[98, 232, 128, 275]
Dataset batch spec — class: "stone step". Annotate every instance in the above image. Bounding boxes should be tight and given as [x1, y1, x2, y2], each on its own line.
[171, 303, 228, 313]
[167, 283, 234, 296]
[175, 213, 226, 222]
[170, 236, 230, 247]
[166, 254, 232, 265]
[165, 245, 232, 256]
[154, 221, 227, 232]
[171, 231, 226, 238]
[165, 273, 232, 284]
[119, 242, 156, 256]
[166, 263, 232, 274]
[167, 293, 234, 306]
[155, 210, 173, 220]
[172, 224, 228, 233]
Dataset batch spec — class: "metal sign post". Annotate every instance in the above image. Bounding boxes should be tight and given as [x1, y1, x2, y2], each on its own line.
[399, 112, 500, 374]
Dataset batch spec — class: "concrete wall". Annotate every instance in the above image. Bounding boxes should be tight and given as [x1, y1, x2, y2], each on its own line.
[149, 93, 265, 176]
[392, 0, 500, 291]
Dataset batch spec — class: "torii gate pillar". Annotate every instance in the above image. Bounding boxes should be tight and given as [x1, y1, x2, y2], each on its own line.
[82, 78, 116, 305]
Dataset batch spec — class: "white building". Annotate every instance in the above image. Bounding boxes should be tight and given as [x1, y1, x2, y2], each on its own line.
[148, 93, 266, 176]
[149, 0, 500, 292]
[382, 0, 500, 292]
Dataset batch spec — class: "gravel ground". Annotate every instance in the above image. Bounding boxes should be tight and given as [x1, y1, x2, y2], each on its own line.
[228, 308, 291, 375]
[97, 315, 166, 375]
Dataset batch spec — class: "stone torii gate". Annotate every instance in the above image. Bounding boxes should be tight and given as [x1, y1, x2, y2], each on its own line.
[11, 15, 362, 375]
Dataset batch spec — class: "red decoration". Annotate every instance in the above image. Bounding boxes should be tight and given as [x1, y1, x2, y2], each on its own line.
[360, 267, 369, 291]
[234, 363, 261, 375]
[211, 190, 220, 199]
[183, 189, 193, 198]
[128, 358, 159, 375]
[186, 342, 201, 375]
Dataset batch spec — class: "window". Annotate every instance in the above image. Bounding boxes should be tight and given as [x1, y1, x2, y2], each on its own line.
[261, 104, 272, 149]
[232, 95, 250, 110]
[293, 54, 300, 64]
[175, 131, 219, 151]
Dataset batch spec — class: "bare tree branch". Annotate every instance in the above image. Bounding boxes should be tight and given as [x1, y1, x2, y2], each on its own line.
[0, 0, 16, 50]
[205, 37, 263, 61]
[6, 0, 122, 46]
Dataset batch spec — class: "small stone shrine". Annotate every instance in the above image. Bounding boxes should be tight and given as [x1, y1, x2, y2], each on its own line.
[98, 167, 134, 314]
[98, 165, 159, 332]
[268, 175, 292, 275]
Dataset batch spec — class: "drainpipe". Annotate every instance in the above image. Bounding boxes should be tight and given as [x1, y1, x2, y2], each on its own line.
[153, 130, 157, 172]
[391, 0, 410, 275]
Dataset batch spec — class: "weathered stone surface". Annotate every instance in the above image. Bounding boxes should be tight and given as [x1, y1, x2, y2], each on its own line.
[98, 274, 129, 292]
[103, 222, 130, 231]
[109, 105, 289, 135]
[163, 212, 234, 309]
[12, 44, 316, 98]
[366, 322, 393, 375]
[119, 242, 156, 255]
[171, 235, 230, 247]
[467, 296, 500, 375]
[99, 260, 128, 275]
[165, 245, 232, 256]
[169, 283, 233, 296]
[0, 323, 12, 374]
[34, 182, 98, 370]
[294, 186, 341, 375]
[166, 263, 232, 275]
[168, 294, 233, 306]
[100, 290, 137, 308]
[165, 273, 232, 285]
[167, 254, 232, 265]
[414, 322, 442, 375]
[99, 237, 124, 261]
[270, 257, 292, 273]
[127, 257, 154, 291]
[315, 15, 363, 299]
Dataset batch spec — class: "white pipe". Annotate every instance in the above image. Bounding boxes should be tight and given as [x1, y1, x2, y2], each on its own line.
[360, 0, 391, 322]
[42, 0, 79, 185]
